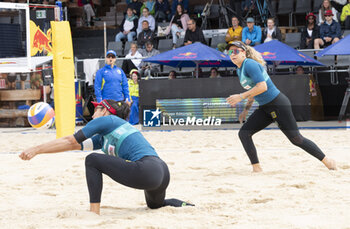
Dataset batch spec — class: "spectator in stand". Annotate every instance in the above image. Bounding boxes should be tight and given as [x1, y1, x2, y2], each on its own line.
[141, 0, 156, 16]
[300, 13, 319, 49]
[209, 68, 221, 78]
[340, 0, 350, 29]
[155, 0, 171, 22]
[314, 10, 341, 49]
[128, 0, 143, 17]
[128, 69, 140, 125]
[170, 4, 190, 48]
[168, 70, 177, 79]
[122, 42, 143, 74]
[139, 41, 160, 77]
[171, 0, 188, 17]
[115, 8, 138, 42]
[261, 18, 282, 43]
[242, 17, 261, 46]
[137, 20, 155, 49]
[137, 7, 155, 34]
[184, 19, 206, 46]
[318, 0, 339, 25]
[78, 0, 97, 27]
[296, 66, 305, 75]
[217, 16, 243, 52]
[331, 0, 347, 12]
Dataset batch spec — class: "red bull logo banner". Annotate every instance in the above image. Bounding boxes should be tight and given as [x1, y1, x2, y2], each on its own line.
[260, 51, 276, 59]
[30, 20, 52, 56]
[173, 52, 197, 59]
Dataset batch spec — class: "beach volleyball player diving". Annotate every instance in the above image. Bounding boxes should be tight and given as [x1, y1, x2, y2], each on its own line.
[19, 99, 193, 214]
[226, 41, 336, 172]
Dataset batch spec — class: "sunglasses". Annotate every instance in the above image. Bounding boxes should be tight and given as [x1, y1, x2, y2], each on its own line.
[228, 49, 241, 55]
[107, 55, 116, 58]
[325, 15, 332, 17]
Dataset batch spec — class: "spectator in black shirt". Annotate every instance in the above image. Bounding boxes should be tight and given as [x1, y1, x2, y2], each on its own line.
[137, 20, 155, 49]
[128, 0, 143, 17]
[300, 13, 320, 49]
[184, 19, 206, 46]
[155, 0, 171, 22]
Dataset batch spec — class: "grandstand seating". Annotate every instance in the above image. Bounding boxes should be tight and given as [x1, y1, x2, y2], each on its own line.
[158, 39, 173, 53]
[176, 38, 184, 47]
[285, 32, 301, 49]
[313, 0, 323, 12]
[210, 35, 226, 49]
[276, 0, 295, 27]
[107, 41, 123, 56]
[124, 41, 132, 56]
[294, 0, 312, 26]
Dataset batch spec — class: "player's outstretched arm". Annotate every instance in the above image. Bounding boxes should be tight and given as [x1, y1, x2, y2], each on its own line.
[19, 135, 81, 161]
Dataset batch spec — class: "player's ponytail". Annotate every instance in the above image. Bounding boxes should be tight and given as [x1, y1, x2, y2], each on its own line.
[106, 99, 131, 120]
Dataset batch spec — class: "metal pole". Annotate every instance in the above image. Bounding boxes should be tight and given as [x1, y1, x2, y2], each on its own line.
[104, 22, 107, 56]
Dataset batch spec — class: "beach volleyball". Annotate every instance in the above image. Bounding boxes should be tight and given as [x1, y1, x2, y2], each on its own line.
[27, 102, 55, 129]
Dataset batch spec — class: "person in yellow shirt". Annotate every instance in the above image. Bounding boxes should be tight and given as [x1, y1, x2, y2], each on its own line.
[128, 69, 140, 125]
[217, 16, 243, 52]
[341, 0, 350, 29]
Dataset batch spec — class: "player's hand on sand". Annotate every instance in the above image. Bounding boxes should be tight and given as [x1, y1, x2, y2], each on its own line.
[239, 110, 248, 124]
[226, 94, 242, 107]
[19, 148, 37, 160]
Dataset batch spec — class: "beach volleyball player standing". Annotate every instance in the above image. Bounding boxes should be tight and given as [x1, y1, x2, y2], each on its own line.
[226, 41, 336, 172]
[20, 100, 193, 214]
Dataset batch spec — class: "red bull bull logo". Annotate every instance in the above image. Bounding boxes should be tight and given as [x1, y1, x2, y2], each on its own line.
[30, 20, 52, 56]
[173, 52, 197, 59]
[260, 51, 276, 59]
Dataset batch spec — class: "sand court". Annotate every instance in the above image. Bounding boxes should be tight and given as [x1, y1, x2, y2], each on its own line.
[0, 127, 350, 228]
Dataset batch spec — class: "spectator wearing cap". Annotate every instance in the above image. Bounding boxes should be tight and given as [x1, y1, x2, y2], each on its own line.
[318, 0, 339, 25]
[139, 41, 160, 77]
[137, 7, 155, 34]
[128, 69, 140, 125]
[94, 50, 131, 106]
[137, 20, 155, 49]
[242, 17, 261, 46]
[300, 13, 320, 49]
[340, 0, 350, 29]
[183, 19, 206, 46]
[261, 18, 282, 43]
[314, 10, 341, 50]
[115, 8, 138, 42]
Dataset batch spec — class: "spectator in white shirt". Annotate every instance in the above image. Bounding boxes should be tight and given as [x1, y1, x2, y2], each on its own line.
[122, 42, 143, 74]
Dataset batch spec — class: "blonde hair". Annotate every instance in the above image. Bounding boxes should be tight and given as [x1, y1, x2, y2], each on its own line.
[237, 41, 266, 66]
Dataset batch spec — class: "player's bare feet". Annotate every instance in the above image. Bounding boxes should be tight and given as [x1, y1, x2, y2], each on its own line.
[322, 157, 337, 170]
[252, 163, 263, 173]
[90, 203, 100, 215]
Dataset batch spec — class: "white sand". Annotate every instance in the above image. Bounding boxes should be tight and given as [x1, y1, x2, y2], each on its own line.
[0, 127, 350, 228]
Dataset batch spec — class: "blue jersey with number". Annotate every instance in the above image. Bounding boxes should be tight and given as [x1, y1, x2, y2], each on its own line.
[237, 58, 280, 105]
[81, 115, 158, 161]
